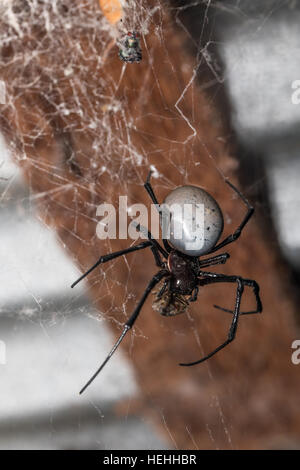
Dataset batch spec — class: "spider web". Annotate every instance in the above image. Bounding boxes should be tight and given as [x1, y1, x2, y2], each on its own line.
[0, 0, 297, 451]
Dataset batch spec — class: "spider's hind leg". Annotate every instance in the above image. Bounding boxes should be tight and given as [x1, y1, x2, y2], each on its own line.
[214, 279, 262, 315]
[180, 276, 245, 366]
[199, 253, 230, 269]
[208, 180, 254, 254]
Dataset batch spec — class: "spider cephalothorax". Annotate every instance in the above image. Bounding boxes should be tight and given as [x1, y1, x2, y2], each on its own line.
[72, 171, 262, 394]
[152, 250, 199, 316]
[168, 251, 198, 296]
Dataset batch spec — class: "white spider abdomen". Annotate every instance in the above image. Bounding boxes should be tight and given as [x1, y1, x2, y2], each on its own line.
[161, 185, 224, 256]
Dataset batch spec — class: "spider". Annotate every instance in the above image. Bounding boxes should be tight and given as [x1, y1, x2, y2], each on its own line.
[118, 31, 142, 63]
[71, 172, 262, 394]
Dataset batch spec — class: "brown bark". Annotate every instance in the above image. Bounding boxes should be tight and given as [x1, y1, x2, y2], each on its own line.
[0, 0, 299, 449]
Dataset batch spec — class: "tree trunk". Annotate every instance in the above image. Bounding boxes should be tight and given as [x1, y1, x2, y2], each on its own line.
[0, 0, 299, 449]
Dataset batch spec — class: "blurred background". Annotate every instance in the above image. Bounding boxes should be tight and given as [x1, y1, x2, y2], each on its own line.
[0, 0, 300, 449]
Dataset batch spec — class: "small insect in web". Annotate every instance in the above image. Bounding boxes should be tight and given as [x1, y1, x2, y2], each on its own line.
[71, 172, 262, 394]
[118, 31, 142, 63]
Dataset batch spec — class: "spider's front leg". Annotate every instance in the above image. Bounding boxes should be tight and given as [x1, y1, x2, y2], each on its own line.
[132, 222, 168, 268]
[144, 171, 172, 254]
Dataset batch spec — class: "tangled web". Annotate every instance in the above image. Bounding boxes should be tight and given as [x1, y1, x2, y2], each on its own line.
[0, 0, 282, 450]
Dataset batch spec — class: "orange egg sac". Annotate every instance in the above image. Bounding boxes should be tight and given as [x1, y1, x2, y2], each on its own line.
[99, 0, 123, 24]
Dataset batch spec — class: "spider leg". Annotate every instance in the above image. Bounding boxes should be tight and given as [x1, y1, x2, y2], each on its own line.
[133, 222, 168, 260]
[144, 170, 172, 254]
[71, 241, 153, 288]
[79, 270, 168, 394]
[199, 253, 230, 269]
[144, 170, 160, 208]
[208, 180, 254, 254]
[151, 246, 164, 267]
[214, 279, 262, 315]
[179, 274, 245, 366]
